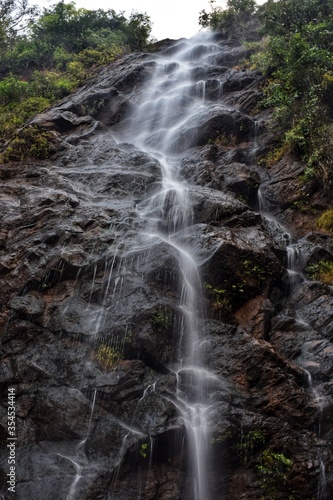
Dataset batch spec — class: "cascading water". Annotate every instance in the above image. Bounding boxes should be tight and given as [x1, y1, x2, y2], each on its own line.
[2, 10, 333, 496]
[257, 189, 328, 499]
[111, 32, 224, 499]
[256, 187, 305, 289]
[60, 389, 97, 500]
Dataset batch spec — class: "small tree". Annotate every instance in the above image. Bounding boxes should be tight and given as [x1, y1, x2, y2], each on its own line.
[227, 0, 256, 14]
[199, 0, 258, 38]
[0, 0, 38, 49]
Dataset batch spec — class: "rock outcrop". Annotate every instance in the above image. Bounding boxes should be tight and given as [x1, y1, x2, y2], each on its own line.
[0, 33, 332, 500]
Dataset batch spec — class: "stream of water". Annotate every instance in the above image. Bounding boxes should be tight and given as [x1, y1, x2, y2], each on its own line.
[111, 32, 226, 500]
[257, 190, 328, 500]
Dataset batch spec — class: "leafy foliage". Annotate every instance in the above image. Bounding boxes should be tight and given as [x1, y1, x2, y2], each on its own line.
[199, 0, 259, 40]
[255, 0, 333, 185]
[200, 0, 333, 187]
[95, 344, 123, 371]
[139, 442, 149, 458]
[256, 448, 292, 498]
[307, 260, 333, 284]
[316, 209, 333, 232]
[151, 307, 172, 332]
[236, 429, 267, 464]
[0, 0, 38, 49]
[1, 126, 56, 162]
[0, 1, 152, 154]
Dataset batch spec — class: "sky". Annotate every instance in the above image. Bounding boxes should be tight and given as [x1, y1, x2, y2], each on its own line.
[29, 0, 264, 40]
[32, 0, 225, 41]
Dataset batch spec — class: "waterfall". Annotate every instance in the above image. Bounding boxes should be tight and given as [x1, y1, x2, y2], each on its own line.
[8, 26, 333, 499]
[112, 32, 222, 500]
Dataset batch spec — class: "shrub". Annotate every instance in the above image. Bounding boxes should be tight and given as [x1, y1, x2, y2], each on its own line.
[53, 46, 74, 71]
[256, 448, 292, 497]
[66, 61, 86, 82]
[316, 209, 333, 232]
[0, 76, 29, 106]
[307, 260, 333, 284]
[199, 0, 258, 39]
[151, 308, 171, 332]
[236, 429, 267, 464]
[17, 96, 50, 117]
[2, 126, 55, 162]
[95, 344, 123, 370]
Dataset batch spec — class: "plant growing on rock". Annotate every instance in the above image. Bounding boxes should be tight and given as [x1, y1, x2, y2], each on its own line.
[205, 255, 271, 314]
[1, 126, 56, 162]
[259, 143, 288, 168]
[316, 209, 333, 232]
[139, 442, 149, 458]
[256, 448, 292, 498]
[236, 429, 267, 464]
[82, 98, 106, 117]
[204, 282, 231, 315]
[251, 0, 333, 185]
[211, 430, 234, 445]
[95, 343, 123, 370]
[151, 307, 171, 332]
[306, 260, 333, 285]
[243, 259, 269, 286]
[0, 1, 152, 148]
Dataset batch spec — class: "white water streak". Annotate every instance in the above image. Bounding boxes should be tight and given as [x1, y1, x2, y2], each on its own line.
[117, 32, 222, 499]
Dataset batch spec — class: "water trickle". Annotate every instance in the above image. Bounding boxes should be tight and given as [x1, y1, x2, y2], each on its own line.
[88, 264, 97, 305]
[102, 250, 118, 304]
[257, 189, 305, 289]
[257, 187, 330, 498]
[317, 458, 327, 500]
[257, 186, 266, 214]
[286, 244, 303, 288]
[65, 456, 82, 500]
[196, 80, 206, 99]
[138, 382, 157, 404]
[248, 120, 260, 163]
[86, 388, 97, 435]
[305, 377, 328, 500]
[60, 389, 98, 500]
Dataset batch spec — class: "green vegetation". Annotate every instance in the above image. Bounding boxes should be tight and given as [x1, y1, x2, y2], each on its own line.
[151, 307, 172, 332]
[256, 448, 292, 498]
[316, 209, 333, 232]
[199, 0, 333, 187]
[211, 430, 233, 445]
[243, 259, 269, 285]
[205, 256, 270, 314]
[255, 0, 333, 185]
[211, 428, 293, 497]
[139, 442, 149, 458]
[0, 0, 152, 158]
[199, 0, 258, 39]
[236, 429, 266, 464]
[95, 343, 123, 370]
[204, 282, 231, 313]
[307, 260, 333, 284]
[2, 125, 55, 162]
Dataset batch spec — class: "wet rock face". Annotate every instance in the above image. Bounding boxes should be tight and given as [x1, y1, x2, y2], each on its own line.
[1, 34, 333, 500]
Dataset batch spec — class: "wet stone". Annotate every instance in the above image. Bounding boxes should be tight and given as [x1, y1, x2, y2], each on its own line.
[10, 293, 45, 317]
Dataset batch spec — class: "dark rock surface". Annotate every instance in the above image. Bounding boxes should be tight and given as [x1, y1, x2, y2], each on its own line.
[0, 34, 332, 500]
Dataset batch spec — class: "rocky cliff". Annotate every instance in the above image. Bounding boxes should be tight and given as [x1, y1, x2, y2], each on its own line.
[0, 33, 332, 500]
